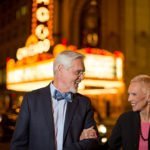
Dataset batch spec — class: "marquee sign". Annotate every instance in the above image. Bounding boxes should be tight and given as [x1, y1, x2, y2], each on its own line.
[16, 0, 54, 60]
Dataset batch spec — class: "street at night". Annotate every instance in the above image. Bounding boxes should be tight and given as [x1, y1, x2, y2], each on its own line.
[0, 0, 150, 150]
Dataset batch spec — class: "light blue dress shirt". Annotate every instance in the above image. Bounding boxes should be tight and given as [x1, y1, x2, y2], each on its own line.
[50, 83, 68, 150]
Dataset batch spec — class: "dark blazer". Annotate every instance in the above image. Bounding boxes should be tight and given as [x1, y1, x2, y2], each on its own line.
[10, 85, 99, 150]
[108, 111, 150, 150]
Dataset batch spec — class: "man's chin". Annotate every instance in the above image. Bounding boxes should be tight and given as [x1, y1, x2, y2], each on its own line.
[70, 87, 77, 93]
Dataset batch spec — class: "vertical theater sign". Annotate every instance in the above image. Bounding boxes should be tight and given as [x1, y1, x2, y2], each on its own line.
[17, 0, 54, 61]
[6, 0, 125, 122]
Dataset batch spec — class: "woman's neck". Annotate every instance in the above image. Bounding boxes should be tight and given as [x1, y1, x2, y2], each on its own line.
[140, 106, 150, 122]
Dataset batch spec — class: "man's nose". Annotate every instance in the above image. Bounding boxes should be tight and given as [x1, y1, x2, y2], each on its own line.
[79, 73, 85, 80]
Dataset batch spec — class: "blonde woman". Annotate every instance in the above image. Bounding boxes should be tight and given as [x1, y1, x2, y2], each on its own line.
[108, 75, 150, 150]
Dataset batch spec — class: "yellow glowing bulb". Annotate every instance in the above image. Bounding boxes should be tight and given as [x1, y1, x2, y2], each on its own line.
[35, 24, 49, 40]
[36, 7, 49, 22]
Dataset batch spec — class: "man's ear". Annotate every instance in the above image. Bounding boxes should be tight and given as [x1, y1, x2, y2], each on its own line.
[58, 64, 63, 72]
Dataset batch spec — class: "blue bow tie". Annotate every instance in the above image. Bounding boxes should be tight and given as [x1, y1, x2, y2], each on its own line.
[53, 90, 72, 102]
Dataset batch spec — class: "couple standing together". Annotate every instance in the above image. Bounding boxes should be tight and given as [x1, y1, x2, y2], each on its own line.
[10, 50, 150, 150]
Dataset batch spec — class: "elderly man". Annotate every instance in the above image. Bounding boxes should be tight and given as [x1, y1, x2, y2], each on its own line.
[10, 50, 99, 150]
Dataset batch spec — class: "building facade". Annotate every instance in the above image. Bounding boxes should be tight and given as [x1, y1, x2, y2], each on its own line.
[0, 0, 150, 97]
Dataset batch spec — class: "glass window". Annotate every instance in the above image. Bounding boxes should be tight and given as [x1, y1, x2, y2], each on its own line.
[21, 5, 28, 16]
[80, 0, 101, 48]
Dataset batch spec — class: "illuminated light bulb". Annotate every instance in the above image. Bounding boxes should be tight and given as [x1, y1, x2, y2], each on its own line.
[37, 0, 50, 5]
[17, 48, 28, 60]
[43, 39, 50, 51]
[98, 124, 107, 134]
[101, 137, 107, 143]
[35, 24, 49, 40]
[36, 7, 49, 22]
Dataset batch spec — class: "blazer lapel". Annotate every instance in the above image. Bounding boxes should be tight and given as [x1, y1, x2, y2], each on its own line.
[40, 85, 56, 150]
[132, 112, 140, 149]
[63, 94, 79, 143]
[129, 112, 140, 150]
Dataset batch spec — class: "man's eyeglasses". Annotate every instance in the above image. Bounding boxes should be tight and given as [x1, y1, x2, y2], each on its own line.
[74, 70, 85, 76]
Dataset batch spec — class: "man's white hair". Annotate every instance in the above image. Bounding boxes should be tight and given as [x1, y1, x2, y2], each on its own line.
[53, 50, 84, 75]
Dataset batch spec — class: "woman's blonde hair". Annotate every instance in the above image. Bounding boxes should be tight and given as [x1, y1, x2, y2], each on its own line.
[131, 74, 150, 95]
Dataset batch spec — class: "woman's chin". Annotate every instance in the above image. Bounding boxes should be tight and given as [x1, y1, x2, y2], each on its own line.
[132, 107, 139, 112]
